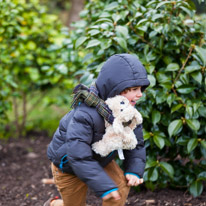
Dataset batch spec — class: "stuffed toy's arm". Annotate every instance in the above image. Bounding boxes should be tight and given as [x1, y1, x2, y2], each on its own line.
[112, 118, 124, 134]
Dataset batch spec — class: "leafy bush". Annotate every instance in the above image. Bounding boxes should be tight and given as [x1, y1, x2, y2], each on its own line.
[1, 0, 206, 197]
[70, 0, 206, 197]
[0, 0, 80, 136]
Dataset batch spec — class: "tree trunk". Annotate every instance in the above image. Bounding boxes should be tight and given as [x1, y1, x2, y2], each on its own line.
[67, 0, 85, 28]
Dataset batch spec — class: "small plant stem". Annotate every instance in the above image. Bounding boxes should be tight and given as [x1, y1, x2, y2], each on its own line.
[174, 46, 194, 83]
[13, 96, 20, 137]
[27, 90, 47, 115]
[20, 91, 27, 137]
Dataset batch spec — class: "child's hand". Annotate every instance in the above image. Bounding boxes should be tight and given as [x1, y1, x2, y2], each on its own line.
[102, 190, 121, 201]
[125, 174, 143, 186]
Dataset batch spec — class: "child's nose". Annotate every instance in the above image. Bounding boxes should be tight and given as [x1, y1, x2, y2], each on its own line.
[137, 89, 142, 97]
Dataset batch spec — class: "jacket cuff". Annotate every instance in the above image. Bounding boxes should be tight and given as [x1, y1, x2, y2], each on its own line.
[124, 172, 140, 179]
[100, 188, 118, 198]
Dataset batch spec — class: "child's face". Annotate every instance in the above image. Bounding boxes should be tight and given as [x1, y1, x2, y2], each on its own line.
[120, 87, 142, 106]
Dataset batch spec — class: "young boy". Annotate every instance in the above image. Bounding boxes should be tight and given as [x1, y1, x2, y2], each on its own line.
[44, 53, 150, 206]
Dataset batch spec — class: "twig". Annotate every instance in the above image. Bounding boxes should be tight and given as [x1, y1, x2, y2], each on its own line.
[27, 90, 47, 115]
[20, 92, 27, 136]
[129, 24, 155, 49]
[174, 45, 194, 83]
[13, 96, 20, 137]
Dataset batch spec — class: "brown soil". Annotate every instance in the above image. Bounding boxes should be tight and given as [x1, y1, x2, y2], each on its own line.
[0, 134, 205, 206]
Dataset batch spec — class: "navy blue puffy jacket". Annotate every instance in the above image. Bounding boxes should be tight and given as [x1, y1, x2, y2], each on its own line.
[47, 54, 150, 197]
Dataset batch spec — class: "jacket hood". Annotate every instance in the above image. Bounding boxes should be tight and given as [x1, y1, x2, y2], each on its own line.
[95, 54, 150, 100]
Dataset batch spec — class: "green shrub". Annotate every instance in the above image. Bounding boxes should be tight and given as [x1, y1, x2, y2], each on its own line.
[70, 0, 206, 197]
[0, 0, 79, 137]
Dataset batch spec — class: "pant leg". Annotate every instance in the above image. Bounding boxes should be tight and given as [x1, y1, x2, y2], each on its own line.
[103, 160, 130, 206]
[51, 199, 64, 206]
[51, 163, 88, 206]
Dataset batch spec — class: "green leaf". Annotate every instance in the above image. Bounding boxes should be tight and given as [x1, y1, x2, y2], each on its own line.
[135, 12, 142, 18]
[28, 68, 39, 81]
[198, 106, 206, 118]
[149, 31, 157, 38]
[112, 14, 121, 23]
[96, 62, 105, 72]
[166, 63, 179, 71]
[186, 106, 193, 118]
[200, 140, 206, 150]
[154, 135, 165, 149]
[80, 71, 94, 85]
[145, 159, 158, 169]
[180, 6, 194, 17]
[167, 93, 176, 107]
[86, 39, 101, 48]
[156, 72, 171, 83]
[26, 41, 36, 50]
[152, 110, 161, 125]
[146, 1, 158, 7]
[95, 18, 113, 24]
[99, 12, 110, 18]
[185, 65, 201, 74]
[176, 136, 188, 146]
[185, 119, 200, 131]
[155, 91, 166, 104]
[197, 172, 206, 181]
[75, 37, 87, 49]
[114, 37, 127, 50]
[55, 64, 68, 75]
[156, 1, 171, 9]
[189, 181, 203, 197]
[152, 14, 164, 21]
[5, 76, 18, 88]
[105, 2, 119, 11]
[145, 65, 155, 74]
[176, 85, 195, 94]
[159, 162, 174, 178]
[171, 104, 183, 113]
[180, 73, 189, 84]
[168, 119, 183, 137]
[100, 23, 110, 30]
[160, 83, 172, 90]
[193, 103, 200, 113]
[120, 10, 129, 20]
[148, 167, 158, 181]
[137, 19, 148, 25]
[143, 130, 151, 140]
[88, 30, 100, 36]
[116, 26, 128, 39]
[191, 72, 202, 84]
[147, 74, 156, 87]
[187, 138, 198, 153]
[195, 46, 206, 66]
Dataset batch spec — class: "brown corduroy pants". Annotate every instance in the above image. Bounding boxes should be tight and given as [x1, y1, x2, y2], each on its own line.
[51, 160, 130, 206]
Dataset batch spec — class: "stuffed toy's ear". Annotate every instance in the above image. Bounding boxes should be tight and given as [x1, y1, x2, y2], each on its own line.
[113, 118, 124, 134]
[105, 95, 130, 118]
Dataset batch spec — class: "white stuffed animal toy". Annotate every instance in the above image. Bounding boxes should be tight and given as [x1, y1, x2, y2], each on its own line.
[92, 95, 143, 158]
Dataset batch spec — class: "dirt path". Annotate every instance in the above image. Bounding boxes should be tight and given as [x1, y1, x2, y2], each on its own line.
[0, 134, 205, 206]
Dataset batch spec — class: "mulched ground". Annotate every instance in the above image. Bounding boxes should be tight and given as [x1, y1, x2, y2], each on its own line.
[0, 134, 206, 206]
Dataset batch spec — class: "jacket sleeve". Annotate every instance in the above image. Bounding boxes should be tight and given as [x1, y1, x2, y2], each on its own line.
[66, 109, 117, 197]
[123, 124, 146, 178]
